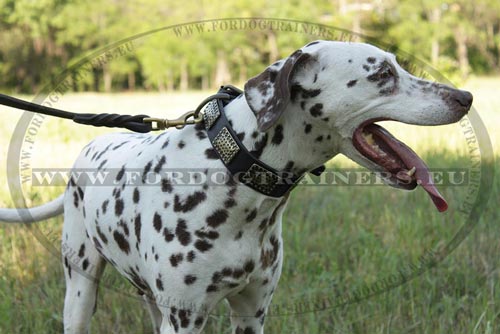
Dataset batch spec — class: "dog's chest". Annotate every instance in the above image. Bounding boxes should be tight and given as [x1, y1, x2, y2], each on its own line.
[71, 129, 287, 295]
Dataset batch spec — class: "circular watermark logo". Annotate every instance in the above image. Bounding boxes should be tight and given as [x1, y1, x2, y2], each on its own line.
[3, 18, 495, 322]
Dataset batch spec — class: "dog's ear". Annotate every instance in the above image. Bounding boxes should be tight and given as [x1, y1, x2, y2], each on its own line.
[244, 50, 313, 131]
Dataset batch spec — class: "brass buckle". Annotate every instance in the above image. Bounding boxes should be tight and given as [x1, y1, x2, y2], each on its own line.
[143, 110, 204, 130]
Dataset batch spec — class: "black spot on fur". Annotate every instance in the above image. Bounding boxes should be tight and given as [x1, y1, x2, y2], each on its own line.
[116, 166, 125, 181]
[96, 226, 108, 244]
[142, 161, 152, 183]
[134, 214, 141, 245]
[177, 141, 185, 149]
[133, 188, 140, 203]
[115, 199, 124, 216]
[194, 239, 213, 252]
[92, 237, 102, 250]
[315, 135, 323, 142]
[367, 72, 380, 82]
[224, 198, 236, 208]
[97, 159, 107, 170]
[163, 228, 175, 242]
[249, 133, 268, 159]
[234, 230, 243, 240]
[205, 148, 219, 159]
[76, 187, 84, 201]
[290, 84, 314, 102]
[82, 259, 89, 271]
[212, 271, 222, 283]
[196, 130, 207, 140]
[245, 209, 257, 222]
[284, 161, 295, 172]
[184, 275, 197, 285]
[232, 268, 245, 279]
[102, 200, 109, 214]
[260, 235, 279, 269]
[187, 251, 196, 262]
[113, 231, 130, 254]
[175, 219, 191, 246]
[304, 123, 312, 134]
[347, 79, 357, 87]
[244, 260, 255, 273]
[367, 57, 376, 64]
[174, 192, 207, 213]
[236, 132, 245, 141]
[156, 277, 164, 291]
[363, 64, 370, 71]
[154, 156, 166, 173]
[161, 178, 173, 193]
[170, 253, 184, 267]
[94, 143, 112, 161]
[195, 229, 219, 240]
[112, 141, 128, 150]
[206, 284, 217, 292]
[64, 257, 71, 278]
[179, 309, 190, 328]
[271, 125, 284, 145]
[309, 103, 323, 117]
[161, 138, 169, 149]
[118, 220, 129, 236]
[194, 316, 204, 328]
[78, 244, 85, 258]
[170, 314, 179, 332]
[222, 267, 232, 276]
[73, 191, 79, 207]
[206, 209, 228, 228]
[153, 212, 162, 232]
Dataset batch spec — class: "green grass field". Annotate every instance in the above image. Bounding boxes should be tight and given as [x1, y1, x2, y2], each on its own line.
[0, 77, 498, 333]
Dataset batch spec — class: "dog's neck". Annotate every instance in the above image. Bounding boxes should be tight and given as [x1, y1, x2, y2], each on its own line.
[224, 95, 340, 175]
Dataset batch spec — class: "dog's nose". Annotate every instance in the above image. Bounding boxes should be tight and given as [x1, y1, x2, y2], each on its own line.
[452, 90, 473, 110]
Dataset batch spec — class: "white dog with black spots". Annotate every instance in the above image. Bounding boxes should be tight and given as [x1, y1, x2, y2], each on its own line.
[0, 40, 472, 334]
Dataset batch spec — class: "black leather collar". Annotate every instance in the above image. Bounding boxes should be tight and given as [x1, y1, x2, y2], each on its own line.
[203, 86, 324, 197]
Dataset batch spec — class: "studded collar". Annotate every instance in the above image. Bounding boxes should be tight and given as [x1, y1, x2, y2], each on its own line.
[203, 85, 324, 197]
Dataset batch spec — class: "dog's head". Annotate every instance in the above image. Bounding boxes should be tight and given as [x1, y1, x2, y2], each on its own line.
[244, 40, 473, 211]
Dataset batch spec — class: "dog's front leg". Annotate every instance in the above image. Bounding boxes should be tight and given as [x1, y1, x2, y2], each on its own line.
[226, 256, 282, 334]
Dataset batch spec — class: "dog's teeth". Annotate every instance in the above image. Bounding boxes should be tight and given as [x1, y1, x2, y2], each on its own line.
[363, 132, 375, 146]
[407, 166, 416, 176]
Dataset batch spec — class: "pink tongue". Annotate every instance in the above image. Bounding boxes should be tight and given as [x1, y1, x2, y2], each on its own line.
[370, 125, 448, 212]
[411, 159, 448, 212]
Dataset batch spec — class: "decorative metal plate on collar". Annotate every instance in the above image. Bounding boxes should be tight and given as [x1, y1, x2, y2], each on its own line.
[204, 87, 303, 197]
[213, 127, 240, 163]
[203, 99, 221, 129]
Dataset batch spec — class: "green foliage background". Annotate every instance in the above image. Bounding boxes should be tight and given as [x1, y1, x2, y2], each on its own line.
[0, 0, 499, 93]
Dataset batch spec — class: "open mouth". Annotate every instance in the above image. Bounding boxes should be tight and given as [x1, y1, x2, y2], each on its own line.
[353, 120, 448, 212]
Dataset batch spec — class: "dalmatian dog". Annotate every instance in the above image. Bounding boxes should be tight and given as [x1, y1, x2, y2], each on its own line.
[0, 40, 472, 334]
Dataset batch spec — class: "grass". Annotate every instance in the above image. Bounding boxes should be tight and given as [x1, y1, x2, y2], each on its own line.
[0, 77, 499, 333]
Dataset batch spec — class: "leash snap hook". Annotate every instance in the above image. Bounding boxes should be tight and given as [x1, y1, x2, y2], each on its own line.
[143, 110, 204, 130]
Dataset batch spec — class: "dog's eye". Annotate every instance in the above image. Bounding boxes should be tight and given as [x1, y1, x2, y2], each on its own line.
[379, 68, 393, 79]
